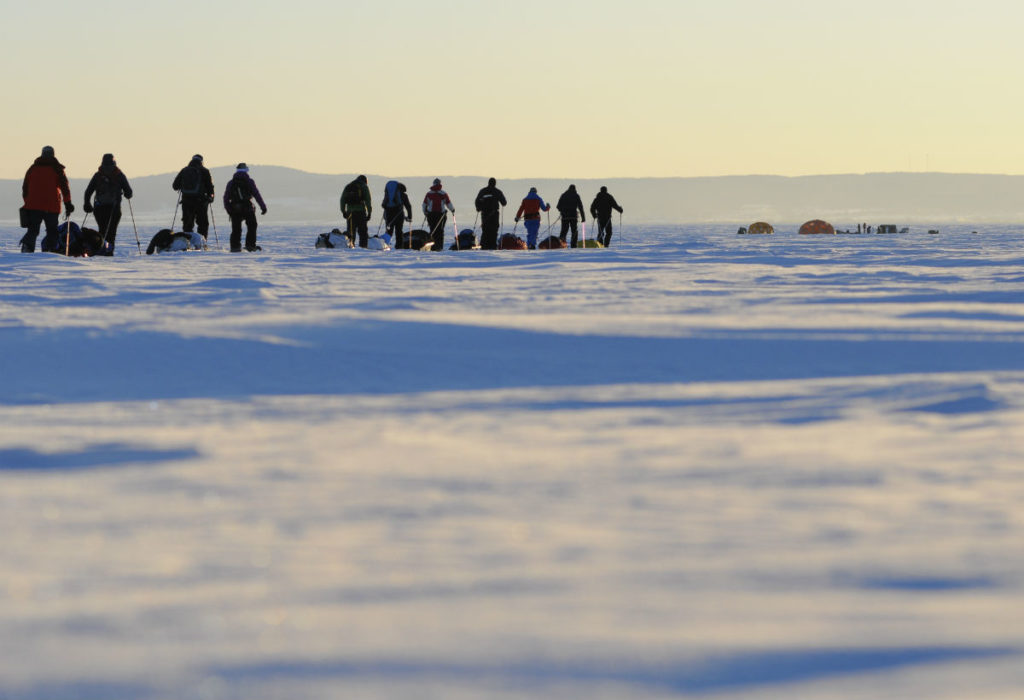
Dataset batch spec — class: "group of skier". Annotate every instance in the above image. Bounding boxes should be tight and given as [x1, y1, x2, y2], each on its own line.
[339, 175, 624, 251]
[17, 146, 623, 254]
[18, 148, 269, 254]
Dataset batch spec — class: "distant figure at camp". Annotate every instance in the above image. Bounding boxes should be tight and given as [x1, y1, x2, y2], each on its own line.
[474, 177, 507, 250]
[83, 154, 133, 255]
[423, 178, 455, 252]
[20, 146, 73, 253]
[223, 163, 267, 252]
[341, 175, 372, 248]
[514, 187, 550, 250]
[556, 184, 586, 248]
[172, 154, 215, 240]
[381, 180, 412, 246]
[590, 186, 624, 247]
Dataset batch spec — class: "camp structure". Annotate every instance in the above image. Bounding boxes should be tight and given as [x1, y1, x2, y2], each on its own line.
[748, 222, 774, 235]
[876, 224, 899, 234]
[798, 219, 836, 235]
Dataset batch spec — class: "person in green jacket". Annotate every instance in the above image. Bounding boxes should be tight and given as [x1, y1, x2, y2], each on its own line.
[340, 174, 372, 247]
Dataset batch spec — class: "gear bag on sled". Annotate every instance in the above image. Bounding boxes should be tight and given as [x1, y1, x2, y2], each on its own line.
[449, 229, 477, 250]
[315, 228, 355, 249]
[498, 232, 527, 250]
[396, 229, 434, 250]
[146, 229, 205, 254]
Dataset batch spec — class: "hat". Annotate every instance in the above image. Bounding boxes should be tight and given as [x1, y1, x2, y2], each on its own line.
[236, 162, 248, 172]
[488, 177, 496, 187]
[357, 174, 367, 184]
[529, 187, 537, 194]
[102, 153, 115, 164]
[192, 154, 203, 162]
[600, 186, 608, 193]
[433, 178, 441, 186]
[41, 146, 54, 157]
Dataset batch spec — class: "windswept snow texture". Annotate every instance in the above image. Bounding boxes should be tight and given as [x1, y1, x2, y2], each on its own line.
[3, 223, 1024, 699]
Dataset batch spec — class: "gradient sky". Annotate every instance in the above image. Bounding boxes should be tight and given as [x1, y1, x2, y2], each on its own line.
[3, 0, 1022, 180]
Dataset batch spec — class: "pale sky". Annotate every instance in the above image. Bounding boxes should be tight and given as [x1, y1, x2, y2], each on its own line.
[3, 0, 1023, 180]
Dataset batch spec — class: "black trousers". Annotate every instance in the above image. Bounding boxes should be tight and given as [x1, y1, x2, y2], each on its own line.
[560, 217, 580, 247]
[347, 211, 369, 248]
[480, 211, 500, 250]
[94, 204, 122, 251]
[384, 207, 406, 242]
[597, 217, 613, 246]
[21, 210, 60, 252]
[230, 208, 259, 250]
[426, 212, 446, 251]
[182, 197, 209, 236]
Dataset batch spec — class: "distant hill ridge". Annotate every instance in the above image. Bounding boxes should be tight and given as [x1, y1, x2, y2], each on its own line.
[4, 167, 1023, 224]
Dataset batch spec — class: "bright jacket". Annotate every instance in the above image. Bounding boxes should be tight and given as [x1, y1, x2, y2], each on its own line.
[515, 192, 550, 220]
[23, 156, 71, 213]
[423, 183, 454, 214]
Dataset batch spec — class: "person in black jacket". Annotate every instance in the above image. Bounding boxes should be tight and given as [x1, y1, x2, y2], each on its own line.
[590, 186, 624, 247]
[171, 154, 215, 240]
[83, 154, 133, 254]
[556, 184, 586, 248]
[474, 177, 507, 250]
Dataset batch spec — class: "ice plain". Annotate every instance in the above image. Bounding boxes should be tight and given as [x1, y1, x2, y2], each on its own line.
[2, 222, 1024, 699]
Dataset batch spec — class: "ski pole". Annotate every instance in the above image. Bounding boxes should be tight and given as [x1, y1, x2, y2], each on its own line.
[128, 198, 142, 254]
[376, 213, 386, 236]
[619, 211, 623, 245]
[81, 211, 90, 229]
[65, 210, 71, 256]
[99, 205, 116, 254]
[581, 219, 586, 249]
[209, 202, 221, 250]
[170, 191, 181, 232]
[452, 210, 460, 251]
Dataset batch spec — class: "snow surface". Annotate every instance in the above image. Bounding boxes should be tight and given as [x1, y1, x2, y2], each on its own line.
[2, 222, 1024, 699]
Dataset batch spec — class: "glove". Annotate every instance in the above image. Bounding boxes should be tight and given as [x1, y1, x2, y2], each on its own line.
[65, 202, 75, 215]
[83, 202, 94, 214]
[208, 194, 215, 203]
[260, 207, 268, 215]
[514, 218, 520, 223]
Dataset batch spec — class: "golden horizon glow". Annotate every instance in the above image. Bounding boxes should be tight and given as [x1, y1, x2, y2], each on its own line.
[3, 0, 1023, 181]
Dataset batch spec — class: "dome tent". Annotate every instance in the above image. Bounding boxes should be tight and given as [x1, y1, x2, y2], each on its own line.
[799, 219, 835, 235]
[748, 222, 774, 235]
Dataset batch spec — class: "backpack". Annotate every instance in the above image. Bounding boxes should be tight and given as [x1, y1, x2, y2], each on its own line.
[342, 182, 364, 209]
[383, 181, 401, 208]
[226, 177, 251, 212]
[93, 172, 120, 206]
[180, 166, 203, 196]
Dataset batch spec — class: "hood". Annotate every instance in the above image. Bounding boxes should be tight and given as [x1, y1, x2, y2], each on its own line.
[430, 183, 443, 193]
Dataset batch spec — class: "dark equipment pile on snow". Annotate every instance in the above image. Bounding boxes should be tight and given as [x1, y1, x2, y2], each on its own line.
[39, 222, 106, 257]
[396, 229, 434, 250]
[449, 229, 478, 250]
[498, 233, 527, 250]
[538, 236, 567, 249]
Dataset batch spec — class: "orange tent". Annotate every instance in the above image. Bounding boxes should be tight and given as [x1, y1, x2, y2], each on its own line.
[748, 222, 774, 235]
[799, 219, 835, 235]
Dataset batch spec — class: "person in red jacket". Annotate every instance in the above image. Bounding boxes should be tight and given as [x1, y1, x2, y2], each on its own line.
[422, 178, 455, 252]
[514, 187, 550, 249]
[20, 146, 74, 253]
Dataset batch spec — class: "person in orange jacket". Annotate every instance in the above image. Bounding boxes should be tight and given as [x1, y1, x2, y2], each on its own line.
[20, 146, 74, 253]
[514, 187, 550, 249]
